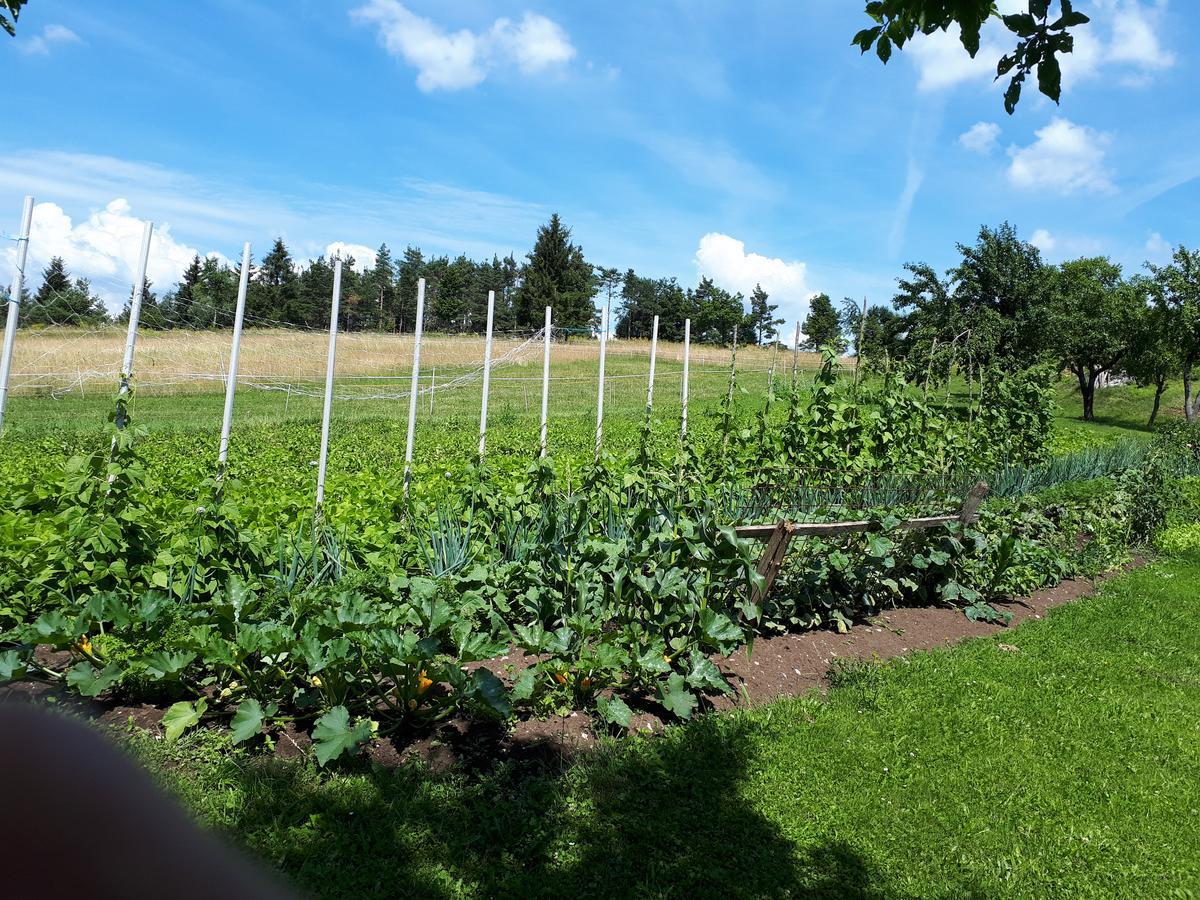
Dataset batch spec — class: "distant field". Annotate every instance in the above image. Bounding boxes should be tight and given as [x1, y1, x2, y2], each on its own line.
[1, 326, 831, 438]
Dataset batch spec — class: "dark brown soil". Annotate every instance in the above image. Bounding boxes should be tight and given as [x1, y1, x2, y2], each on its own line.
[2, 562, 1140, 773]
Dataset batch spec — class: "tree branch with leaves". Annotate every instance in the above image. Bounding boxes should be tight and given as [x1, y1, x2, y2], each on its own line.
[854, 1, 1091, 113]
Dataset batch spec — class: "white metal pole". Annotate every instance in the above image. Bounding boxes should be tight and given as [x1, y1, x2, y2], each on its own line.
[216, 242, 251, 473]
[791, 321, 801, 387]
[478, 289, 495, 458]
[403, 277, 426, 495]
[539, 305, 551, 457]
[314, 257, 343, 507]
[681, 317, 691, 439]
[646, 314, 659, 410]
[429, 367, 435, 415]
[116, 221, 154, 428]
[0, 195, 34, 431]
[594, 301, 609, 460]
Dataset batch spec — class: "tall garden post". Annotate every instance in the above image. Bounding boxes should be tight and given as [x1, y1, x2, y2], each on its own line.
[680, 317, 691, 439]
[0, 195, 34, 431]
[403, 277, 426, 495]
[790, 321, 801, 389]
[594, 300, 609, 460]
[646, 313, 659, 410]
[478, 289, 495, 458]
[115, 221, 154, 430]
[216, 242, 251, 476]
[540, 305, 551, 457]
[852, 295, 868, 390]
[314, 257, 343, 507]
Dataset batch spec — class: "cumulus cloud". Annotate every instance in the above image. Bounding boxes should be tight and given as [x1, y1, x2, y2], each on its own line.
[351, 0, 574, 91]
[1145, 231, 1172, 262]
[911, 1, 1175, 93]
[1030, 228, 1057, 253]
[1026, 228, 1105, 260]
[694, 233, 814, 339]
[325, 242, 377, 271]
[1007, 118, 1114, 194]
[7, 200, 216, 312]
[959, 122, 1001, 154]
[17, 23, 82, 56]
[909, 28, 1005, 92]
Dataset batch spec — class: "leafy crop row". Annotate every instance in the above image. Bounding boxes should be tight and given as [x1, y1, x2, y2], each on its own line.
[0, 356, 1181, 764]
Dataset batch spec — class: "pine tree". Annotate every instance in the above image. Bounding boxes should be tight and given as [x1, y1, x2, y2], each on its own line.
[250, 238, 300, 324]
[515, 214, 597, 330]
[395, 246, 424, 333]
[801, 293, 844, 350]
[370, 243, 396, 330]
[748, 284, 782, 344]
[28, 257, 73, 323]
[168, 254, 203, 326]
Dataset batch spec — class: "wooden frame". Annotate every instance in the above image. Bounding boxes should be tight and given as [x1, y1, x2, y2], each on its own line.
[738, 480, 989, 605]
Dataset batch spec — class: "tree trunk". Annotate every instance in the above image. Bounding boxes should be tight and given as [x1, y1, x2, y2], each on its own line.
[1148, 375, 1167, 426]
[1185, 359, 1195, 423]
[1075, 367, 1096, 421]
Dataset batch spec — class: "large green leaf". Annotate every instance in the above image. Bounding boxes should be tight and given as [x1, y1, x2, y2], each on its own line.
[162, 698, 207, 741]
[0, 649, 28, 681]
[230, 698, 265, 744]
[595, 693, 632, 729]
[66, 661, 122, 697]
[659, 673, 697, 720]
[141, 650, 196, 680]
[312, 706, 373, 766]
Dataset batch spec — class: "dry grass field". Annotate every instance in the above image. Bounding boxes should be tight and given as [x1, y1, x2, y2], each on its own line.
[6, 326, 831, 397]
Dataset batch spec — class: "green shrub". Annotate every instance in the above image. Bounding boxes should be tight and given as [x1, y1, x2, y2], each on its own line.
[1154, 524, 1200, 557]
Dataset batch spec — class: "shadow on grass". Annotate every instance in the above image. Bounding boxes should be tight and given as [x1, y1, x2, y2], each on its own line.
[201, 714, 909, 899]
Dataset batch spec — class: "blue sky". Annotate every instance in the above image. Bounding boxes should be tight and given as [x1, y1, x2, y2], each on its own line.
[2, 0, 1196, 328]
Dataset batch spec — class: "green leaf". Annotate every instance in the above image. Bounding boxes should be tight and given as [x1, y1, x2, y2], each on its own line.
[700, 608, 743, 650]
[469, 667, 511, 718]
[162, 698, 207, 741]
[687, 652, 734, 697]
[312, 706, 374, 766]
[0, 649, 28, 681]
[659, 672, 698, 720]
[141, 650, 196, 680]
[1036, 54, 1061, 103]
[66, 661, 122, 697]
[511, 668, 537, 702]
[230, 698, 265, 744]
[595, 693, 632, 729]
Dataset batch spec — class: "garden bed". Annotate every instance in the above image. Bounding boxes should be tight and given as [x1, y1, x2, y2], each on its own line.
[0, 560, 1141, 773]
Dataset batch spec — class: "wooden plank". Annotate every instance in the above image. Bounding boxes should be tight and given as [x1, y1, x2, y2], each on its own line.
[750, 520, 793, 606]
[959, 480, 989, 524]
[735, 514, 959, 542]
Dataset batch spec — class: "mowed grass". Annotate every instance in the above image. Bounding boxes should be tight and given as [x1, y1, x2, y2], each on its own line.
[129, 553, 1200, 898]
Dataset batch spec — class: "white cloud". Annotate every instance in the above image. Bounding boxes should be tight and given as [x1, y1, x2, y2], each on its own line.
[350, 1, 574, 91]
[8, 200, 218, 312]
[959, 122, 1001, 154]
[911, 1, 1175, 93]
[1007, 118, 1114, 194]
[888, 161, 924, 258]
[17, 23, 82, 56]
[1030, 228, 1057, 253]
[634, 132, 779, 201]
[325, 242, 377, 271]
[1026, 228, 1105, 260]
[1145, 231, 1172, 262]
[694, 233, 814, 337]
[910, 28, 1005, 92]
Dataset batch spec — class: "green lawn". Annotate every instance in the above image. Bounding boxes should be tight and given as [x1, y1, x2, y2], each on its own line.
[130, 552, 1200, 898]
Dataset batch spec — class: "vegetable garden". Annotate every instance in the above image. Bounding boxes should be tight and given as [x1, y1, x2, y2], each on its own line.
[3, 333, 1190, 766]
